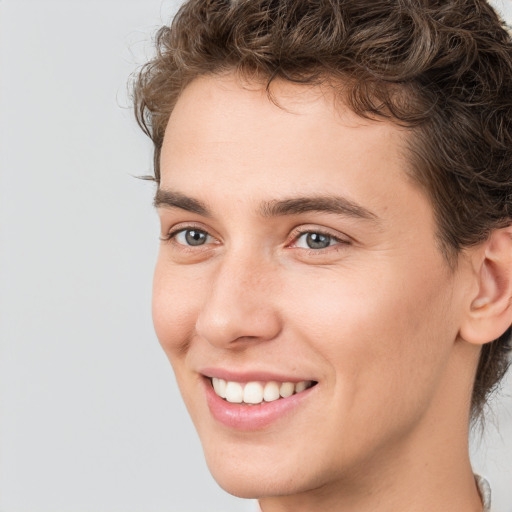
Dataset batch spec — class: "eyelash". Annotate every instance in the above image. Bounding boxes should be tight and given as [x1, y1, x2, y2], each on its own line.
[161, 224, 350, 254]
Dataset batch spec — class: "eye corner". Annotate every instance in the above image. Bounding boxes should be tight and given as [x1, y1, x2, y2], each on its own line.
[159, 233, 172, 243]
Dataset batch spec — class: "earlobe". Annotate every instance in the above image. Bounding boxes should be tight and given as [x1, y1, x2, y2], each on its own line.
[460, 226, 512, 345]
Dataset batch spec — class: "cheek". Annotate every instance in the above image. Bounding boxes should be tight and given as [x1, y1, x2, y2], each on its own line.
[285, 261, 456, 411]
[152, 257, 203, 360]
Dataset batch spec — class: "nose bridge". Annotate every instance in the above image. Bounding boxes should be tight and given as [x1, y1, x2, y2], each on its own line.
[195, 248, 281, 347]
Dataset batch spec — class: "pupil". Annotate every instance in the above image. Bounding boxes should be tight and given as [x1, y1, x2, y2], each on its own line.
[307, 233, 330, 249]
[185, 230, 206, 246]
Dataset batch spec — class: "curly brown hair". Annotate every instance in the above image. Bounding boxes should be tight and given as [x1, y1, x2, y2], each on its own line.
[132, 0, 512, 419]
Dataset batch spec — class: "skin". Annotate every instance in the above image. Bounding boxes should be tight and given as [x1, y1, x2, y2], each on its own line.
[153, 73, 487, 511]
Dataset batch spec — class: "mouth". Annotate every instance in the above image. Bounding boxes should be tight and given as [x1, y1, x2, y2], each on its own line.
[210, 377, 317, 405]
[201, 373, 318, 430]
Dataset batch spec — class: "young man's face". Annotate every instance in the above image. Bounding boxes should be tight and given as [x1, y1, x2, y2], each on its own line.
[153, 73, 475, 500]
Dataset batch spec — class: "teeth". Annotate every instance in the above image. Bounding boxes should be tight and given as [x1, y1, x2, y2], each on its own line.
[225, 381, 243, 403]
[295, 381, 307, 393]
[212, 377, 226, 398]
[279, 382, 295, 398]
[263, 381, 280, 402]
[243, 382, 264, 404]
[211, 378, 313, 404]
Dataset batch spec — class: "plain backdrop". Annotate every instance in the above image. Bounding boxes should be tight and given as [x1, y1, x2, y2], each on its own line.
[0, 1, 511, 511]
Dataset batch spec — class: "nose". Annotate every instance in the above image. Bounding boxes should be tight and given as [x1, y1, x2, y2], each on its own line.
[195, 252, 282, 348]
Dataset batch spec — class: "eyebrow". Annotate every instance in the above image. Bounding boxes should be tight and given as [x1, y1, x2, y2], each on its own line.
[259, 196, 378, 221]
[154, 188, 379, 222]
[154, 189, 211, 216]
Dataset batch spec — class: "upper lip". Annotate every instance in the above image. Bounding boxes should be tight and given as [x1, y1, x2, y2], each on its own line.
[200, 367, 316, 383]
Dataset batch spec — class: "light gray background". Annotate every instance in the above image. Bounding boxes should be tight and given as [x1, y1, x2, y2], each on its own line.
[0, 1, 510, 511]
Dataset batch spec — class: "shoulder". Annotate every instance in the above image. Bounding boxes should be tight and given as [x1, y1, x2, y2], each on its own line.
[475, 475, 491, 512]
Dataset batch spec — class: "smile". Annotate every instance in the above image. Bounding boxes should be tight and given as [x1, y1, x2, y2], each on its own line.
[211, 378, 316, 405]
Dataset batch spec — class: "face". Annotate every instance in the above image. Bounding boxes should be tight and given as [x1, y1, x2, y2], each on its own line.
[153, 73, 471, 500]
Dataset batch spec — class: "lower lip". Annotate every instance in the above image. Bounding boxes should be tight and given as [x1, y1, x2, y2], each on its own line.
[203, 378, 315, 430]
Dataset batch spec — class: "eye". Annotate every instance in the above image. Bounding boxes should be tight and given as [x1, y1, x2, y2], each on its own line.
[294, 231, 340, 250]
[171, 228, 213, 246]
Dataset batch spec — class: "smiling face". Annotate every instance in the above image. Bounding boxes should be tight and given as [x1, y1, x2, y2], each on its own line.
[153, 73, 476, 504]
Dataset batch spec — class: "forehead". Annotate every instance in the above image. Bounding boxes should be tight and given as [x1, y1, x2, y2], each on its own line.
[163, 74, 411, 181]
[164, 73, 406, 151]
[158, 72, 432, 233]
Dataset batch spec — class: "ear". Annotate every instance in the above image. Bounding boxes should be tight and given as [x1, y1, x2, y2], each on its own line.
[459, 225, 512, 345]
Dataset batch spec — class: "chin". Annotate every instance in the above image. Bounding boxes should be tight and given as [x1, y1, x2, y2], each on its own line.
[208, 464, 304, 500]
[211, 472, 270, 499]
[201, 442, 330, 500]
[202, 446, 275, 498]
